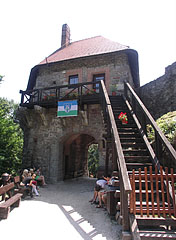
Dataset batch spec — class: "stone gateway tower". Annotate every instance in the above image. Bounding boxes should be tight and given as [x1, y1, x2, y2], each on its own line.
[18, 24, 139, 183]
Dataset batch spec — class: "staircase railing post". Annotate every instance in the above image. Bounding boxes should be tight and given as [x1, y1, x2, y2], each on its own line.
[120, 180, 130, 232]
[141, 113, 147, 136]
[155, 132, 163, 163]
[20, 90, 24, 104]
[124, 81, 127, 99]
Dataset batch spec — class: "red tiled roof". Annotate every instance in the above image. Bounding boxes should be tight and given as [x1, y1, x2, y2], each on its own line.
[39, 36, 129, 65]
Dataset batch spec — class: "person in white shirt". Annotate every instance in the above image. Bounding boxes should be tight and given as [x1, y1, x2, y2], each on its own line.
[89, 175, 111, 204]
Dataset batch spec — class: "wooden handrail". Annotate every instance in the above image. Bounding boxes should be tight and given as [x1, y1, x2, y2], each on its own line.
[125, 82, 176, 164]
[100, 80, 131, 192]
[20, 81, 100, 106]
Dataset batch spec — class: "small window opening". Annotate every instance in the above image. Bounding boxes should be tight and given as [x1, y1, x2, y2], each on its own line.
[69, 75, 79, 85]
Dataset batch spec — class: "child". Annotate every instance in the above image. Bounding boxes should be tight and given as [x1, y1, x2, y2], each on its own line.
[29, 174, 40, 196]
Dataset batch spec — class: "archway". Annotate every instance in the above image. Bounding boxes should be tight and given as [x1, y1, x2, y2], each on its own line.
[63, 133, 95, 179]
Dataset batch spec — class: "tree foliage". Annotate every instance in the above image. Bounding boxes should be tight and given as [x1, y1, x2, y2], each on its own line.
[147, 111, 176, 168]
[147, 111, 176, 148]
[0, 98, 23, 176]
[88, 144, 99, 177]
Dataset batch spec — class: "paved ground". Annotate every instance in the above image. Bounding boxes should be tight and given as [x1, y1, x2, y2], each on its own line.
[0, 177, 122, 240]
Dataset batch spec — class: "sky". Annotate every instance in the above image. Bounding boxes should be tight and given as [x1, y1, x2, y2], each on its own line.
[0, 0, 176, 103]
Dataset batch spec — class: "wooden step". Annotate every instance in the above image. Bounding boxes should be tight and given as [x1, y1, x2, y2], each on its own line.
[126, 163, 153, 170]
[136, 217, 176, 227]
[125, 156, 151, 163]
[139, 230, 176, 239]
[122, 142, 146, 149]
[123, 149, 149, 155]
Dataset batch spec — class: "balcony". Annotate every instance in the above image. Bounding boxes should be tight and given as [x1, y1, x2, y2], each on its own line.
[19, 81, 101, 109]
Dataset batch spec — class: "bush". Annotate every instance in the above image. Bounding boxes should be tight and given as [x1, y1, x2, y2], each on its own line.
[88, 144, 99, 178]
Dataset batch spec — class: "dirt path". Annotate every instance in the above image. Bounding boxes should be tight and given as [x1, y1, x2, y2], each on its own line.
[0, 177, 122, 240]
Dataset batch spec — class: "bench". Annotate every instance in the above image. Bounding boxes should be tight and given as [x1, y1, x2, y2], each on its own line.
[13, 176, 33, 198]
[0, 182, 23, 219]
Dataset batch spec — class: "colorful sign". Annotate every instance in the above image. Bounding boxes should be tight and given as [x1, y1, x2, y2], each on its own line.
[57, 100, 78, 117]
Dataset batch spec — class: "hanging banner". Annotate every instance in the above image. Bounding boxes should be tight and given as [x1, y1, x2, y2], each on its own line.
[57, 100, 78, 117]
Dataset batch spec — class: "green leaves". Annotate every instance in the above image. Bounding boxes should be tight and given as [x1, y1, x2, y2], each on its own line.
[147, 111, 176, 147]
[88, 144, 99, 178]
[0, 98, 23, 175]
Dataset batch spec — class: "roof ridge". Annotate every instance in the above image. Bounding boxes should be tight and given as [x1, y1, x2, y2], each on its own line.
[71, 35, 102, 44]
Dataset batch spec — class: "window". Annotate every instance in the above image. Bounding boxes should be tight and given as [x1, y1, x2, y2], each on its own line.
[69, 75, 79, 85]
[93, 74, 105, 93]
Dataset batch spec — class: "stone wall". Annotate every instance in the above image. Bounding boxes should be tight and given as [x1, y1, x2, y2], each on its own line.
[35, 52, 134, 95]
[139, 62, 176, 119]
[18, 50, 136, 183]
[18, 103, 107, 183]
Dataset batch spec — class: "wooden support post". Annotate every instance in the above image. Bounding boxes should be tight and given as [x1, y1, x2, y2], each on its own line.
[132, 95, 136, 114]
[141, 113, 147, 136]
[155, 132, 162, 161]
[122, 190, 130, 232]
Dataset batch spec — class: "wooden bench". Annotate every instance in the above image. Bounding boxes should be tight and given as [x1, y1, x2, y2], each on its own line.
[0, 182, 23, 219]
[13, 176, 33, 198]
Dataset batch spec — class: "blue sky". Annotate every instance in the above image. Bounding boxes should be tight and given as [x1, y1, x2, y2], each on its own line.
[0, 0, 176, 102]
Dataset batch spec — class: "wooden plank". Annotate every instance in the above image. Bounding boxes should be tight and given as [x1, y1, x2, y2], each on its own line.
[132, 169, 136, 215]
[130, 175, 133, 214]
[133, 208, 175, 214]
[155, 166, 160, 217]
[129, 214, 141, 240]
[149, 166, 155, 217]
[139, 168, 143, 217]
[160, 166, 166, 217]
[171, 168, 176, 217]
[139, 230, 176, 239]
[144, 167, 149, 217]
[0, 182, 14, 195]
[165, 167, 171, 217]
[0, 193, 22, 208]
[136, 216, 176, 227]
[126, 174, 176, 180]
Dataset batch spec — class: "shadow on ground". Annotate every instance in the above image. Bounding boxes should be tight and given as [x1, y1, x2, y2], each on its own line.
[0, 177, 122, 240]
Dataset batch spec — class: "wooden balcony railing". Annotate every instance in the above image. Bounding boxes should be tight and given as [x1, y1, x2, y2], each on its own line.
[19, 81, 101, 108]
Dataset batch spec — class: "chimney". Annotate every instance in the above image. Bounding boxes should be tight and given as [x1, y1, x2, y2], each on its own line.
[61, 24, 70, 48]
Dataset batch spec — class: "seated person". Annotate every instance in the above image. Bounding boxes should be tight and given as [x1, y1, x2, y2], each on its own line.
[29, 174, 40, 196]
[89, 175, 111, 204]
[35, 167, 47, 186]
[96, 171, 119, 208]
[21, 169, 30, 182]
[21, 169, 33, 197]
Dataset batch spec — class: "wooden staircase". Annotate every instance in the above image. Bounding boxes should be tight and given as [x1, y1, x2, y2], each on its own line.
[106, 95, 176, 239]
[99, 80, 176, 239]
[109, 95, 153, 172]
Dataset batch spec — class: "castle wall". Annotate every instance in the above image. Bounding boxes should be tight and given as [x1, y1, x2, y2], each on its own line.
[18, 104, 106, 183]
[35, 52, 134, 94]
[139, 62, 176, 119]
[19, 51, 135, 183]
